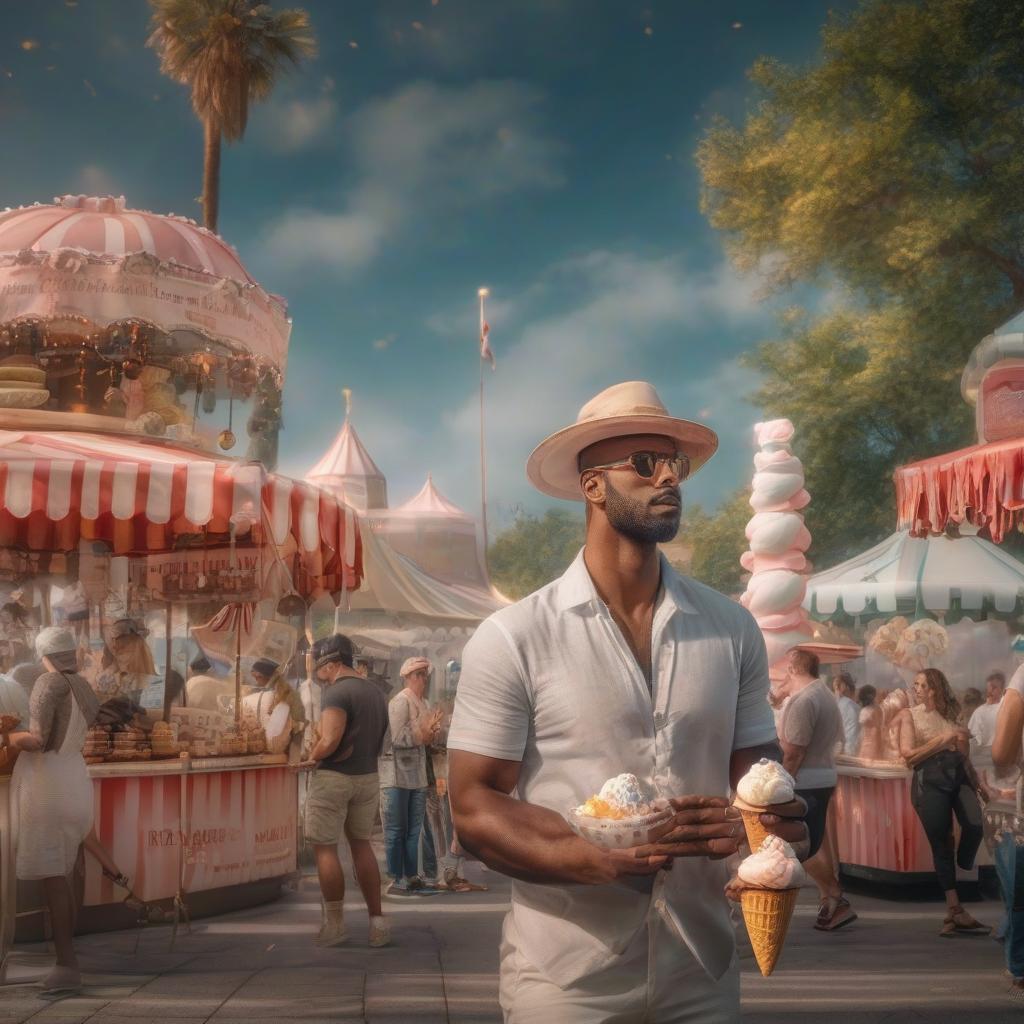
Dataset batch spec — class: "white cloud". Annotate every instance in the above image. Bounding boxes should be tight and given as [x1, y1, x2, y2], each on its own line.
[257, 95, 337, 152]
[74, 164, 119, 195]
[262, 80, 565, 272]
[436, 252, 769, 511]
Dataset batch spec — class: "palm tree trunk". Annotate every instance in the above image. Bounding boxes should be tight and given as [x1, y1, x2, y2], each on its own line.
[203, 115, 222, 233]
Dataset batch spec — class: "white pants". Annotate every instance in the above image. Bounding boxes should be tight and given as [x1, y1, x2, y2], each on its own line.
[499, 912, 740, 1024]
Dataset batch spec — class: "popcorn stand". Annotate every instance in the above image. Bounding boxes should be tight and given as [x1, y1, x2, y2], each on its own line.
[800, 315, 1024, 882]
[0, 196, 361, 962]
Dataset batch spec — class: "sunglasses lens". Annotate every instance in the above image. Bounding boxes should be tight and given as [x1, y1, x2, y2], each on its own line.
[631, 453, 657, 477]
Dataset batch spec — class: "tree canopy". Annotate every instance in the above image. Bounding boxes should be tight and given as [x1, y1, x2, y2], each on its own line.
[488, 509, 584, 600]
[698, 0, 1024, 566]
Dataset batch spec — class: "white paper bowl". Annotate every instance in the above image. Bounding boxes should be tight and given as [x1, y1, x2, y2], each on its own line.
[567, 804, 673, 850]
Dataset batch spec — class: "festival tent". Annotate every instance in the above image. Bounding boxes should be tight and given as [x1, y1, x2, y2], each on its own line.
[305, 416, 387, 512]
[804, 527, 1024, 620]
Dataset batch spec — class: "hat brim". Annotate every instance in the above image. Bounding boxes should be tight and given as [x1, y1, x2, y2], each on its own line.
[526, 414, 719, 502]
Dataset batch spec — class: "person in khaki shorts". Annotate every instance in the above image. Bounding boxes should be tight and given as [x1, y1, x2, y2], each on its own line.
[297, 634, 389, 948]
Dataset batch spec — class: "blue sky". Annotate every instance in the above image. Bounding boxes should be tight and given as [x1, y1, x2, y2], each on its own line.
[1, 0, 853, 529]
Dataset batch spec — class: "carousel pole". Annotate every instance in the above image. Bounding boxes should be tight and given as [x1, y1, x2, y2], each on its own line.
[162, 601, 173, 723]
[234, 603, 242, 727]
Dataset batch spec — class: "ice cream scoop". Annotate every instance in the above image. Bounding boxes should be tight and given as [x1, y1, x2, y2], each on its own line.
[737, 835, 807, 890]
[598, 773, 650, 812]
[735, 758, 796, 808]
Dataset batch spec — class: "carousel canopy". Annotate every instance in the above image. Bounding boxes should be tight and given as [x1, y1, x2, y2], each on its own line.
[804, 528, 1024, 618]
[0, 195, 290, 369]
[305, 417, 387, 512]
[0, 429, 361, 594]
[894, 436, 1024, 543]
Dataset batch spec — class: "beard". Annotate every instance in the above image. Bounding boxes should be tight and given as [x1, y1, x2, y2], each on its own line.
[604, 477, 682, 543]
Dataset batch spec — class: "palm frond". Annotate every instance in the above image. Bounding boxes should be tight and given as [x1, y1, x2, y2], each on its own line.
[146, 0, 316, 135]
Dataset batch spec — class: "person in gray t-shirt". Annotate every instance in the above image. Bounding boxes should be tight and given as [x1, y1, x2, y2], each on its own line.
[780, 648, 857, 933]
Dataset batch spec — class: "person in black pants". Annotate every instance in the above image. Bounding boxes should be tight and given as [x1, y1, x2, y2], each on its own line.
[895, 668, 991, 938]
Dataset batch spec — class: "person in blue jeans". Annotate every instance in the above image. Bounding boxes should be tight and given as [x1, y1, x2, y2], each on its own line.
[992, 665, 1024, 990]
[378, 657, 444, 896]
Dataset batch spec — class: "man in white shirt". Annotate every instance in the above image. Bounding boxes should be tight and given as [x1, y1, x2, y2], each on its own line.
[832, 672, 861, 755]
[448, 381, 809, 1023]
[969, 672, 1006, 749]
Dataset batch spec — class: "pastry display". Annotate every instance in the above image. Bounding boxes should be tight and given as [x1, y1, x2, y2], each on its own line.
[150, 720, 180, 758]
[218, 727, 247, 756]
[568, 773, 672, 850]
[83, 723, 111, 764]
[243, 724, 267, 754]
[0, 360, 49, 408]
[106, 725, 152, 762]
[737, 835, 806, 976]
[733, 758, 796, 852]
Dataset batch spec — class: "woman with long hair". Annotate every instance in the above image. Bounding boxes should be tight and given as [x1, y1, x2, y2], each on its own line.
[895, 668, 990, 937]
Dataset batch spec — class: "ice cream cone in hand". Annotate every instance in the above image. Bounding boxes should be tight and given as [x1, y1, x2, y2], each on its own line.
[733, 758, 796, 852]
[737, 835, 806, 977]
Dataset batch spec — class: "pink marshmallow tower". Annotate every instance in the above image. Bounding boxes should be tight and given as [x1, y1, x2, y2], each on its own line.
[739, 420, 814, 675]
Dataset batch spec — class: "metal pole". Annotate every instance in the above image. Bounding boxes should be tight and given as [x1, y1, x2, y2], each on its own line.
[478, 289, 489, 559]
[162, 602, 173, 723]
[234, 603, 242, 728]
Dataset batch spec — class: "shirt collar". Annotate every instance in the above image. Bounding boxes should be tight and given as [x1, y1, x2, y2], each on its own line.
[554, 548, 699, 615]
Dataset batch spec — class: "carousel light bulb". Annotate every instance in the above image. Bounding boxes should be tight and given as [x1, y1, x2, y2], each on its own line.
[478, 287, 489, 298]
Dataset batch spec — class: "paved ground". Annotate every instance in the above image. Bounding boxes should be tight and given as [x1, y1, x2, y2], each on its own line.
[0, 858, 1019, 1023]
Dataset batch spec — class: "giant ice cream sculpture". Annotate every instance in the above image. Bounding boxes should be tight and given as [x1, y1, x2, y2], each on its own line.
[740, 420, 813, 674]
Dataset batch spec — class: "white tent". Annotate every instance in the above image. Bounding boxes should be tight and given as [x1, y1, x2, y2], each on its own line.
[804, 527, 1024, 618]
[306, 416, 388, 512]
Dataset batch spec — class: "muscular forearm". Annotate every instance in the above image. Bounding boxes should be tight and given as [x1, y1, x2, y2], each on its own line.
[453, 785, 612, 886]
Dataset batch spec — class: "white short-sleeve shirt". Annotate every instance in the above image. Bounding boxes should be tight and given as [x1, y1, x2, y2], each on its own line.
[447, 550, 777, 988]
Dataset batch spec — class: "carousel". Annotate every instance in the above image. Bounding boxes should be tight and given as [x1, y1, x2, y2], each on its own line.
[0, 195, 362, 964]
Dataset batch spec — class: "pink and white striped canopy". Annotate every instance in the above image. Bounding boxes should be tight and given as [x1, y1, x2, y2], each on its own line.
[0, 196, 290, 369]
[0, 430, 361, 596]
[0, 195, 254, 283]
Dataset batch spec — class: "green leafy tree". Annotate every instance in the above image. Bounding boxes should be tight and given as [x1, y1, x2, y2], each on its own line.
[148, 0, 317, 232]
[489, 509, 584, 600]
[676, 491, 751, 595]
[697, 0, 1024, 565]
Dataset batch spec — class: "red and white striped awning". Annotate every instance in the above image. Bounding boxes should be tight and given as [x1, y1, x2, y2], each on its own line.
[0, 430, 361, 594]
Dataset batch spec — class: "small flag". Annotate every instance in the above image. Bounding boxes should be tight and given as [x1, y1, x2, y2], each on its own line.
[480, 320, 495, 369]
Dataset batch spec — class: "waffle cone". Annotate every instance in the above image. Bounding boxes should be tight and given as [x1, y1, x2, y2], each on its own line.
[739, 809, 769, 852]
[740, 887, 798, 977]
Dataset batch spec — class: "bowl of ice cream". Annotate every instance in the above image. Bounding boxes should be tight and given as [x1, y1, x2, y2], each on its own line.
[567, 773, 672, 850]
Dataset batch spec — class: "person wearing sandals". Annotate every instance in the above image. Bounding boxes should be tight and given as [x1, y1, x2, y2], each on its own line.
[895, 668, 991, 938]
[779, 648, 858, 932]
[990, 663, 1024, 992]
[1, 627, 99, 994]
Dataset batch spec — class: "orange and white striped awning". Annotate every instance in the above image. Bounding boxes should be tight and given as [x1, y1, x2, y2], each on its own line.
[0, 430, 361, 594]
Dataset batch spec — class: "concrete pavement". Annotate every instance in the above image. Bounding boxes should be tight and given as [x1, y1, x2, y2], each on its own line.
[0, 864, 1019, 1023]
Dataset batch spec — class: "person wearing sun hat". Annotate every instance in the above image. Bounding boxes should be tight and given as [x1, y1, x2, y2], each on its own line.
[447, 381, 809, 1021]
[3, 626, 100, 995]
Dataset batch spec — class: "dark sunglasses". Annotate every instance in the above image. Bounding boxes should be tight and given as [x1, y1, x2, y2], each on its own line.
[582, 451, 690, 481]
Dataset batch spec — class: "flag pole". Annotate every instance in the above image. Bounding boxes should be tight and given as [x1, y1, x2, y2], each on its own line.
[478, 287, 490, 560]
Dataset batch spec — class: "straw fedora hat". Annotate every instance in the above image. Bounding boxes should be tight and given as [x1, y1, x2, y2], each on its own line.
[526, 381, 718, 501]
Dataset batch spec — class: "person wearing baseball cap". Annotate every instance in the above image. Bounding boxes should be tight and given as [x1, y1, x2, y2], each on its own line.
[378, 657, 445, 898]
[298, 634, 390, 949]
[446, 381, 809, 1021]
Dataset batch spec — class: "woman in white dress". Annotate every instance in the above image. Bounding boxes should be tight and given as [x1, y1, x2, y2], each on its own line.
[1, 627, 99, 993]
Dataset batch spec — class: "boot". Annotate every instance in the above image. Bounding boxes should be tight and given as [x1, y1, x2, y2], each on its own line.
[316, 900, 348, 947]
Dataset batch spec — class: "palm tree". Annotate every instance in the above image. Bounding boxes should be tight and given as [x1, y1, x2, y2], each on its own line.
[147, 0, 316, 233]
